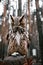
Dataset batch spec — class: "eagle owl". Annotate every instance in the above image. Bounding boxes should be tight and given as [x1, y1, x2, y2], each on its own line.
[7, 15, 28, 56]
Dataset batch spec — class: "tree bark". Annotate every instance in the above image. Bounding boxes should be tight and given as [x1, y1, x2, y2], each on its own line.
[28, 0, 31, 34]
[35, 0, 43, 64]
[18, 0, 22, 16]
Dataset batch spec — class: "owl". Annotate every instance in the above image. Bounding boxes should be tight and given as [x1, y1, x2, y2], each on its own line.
[7, 15, 29, 56]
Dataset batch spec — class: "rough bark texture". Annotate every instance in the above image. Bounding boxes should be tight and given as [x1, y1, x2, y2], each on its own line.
[35, 0, 43, 64]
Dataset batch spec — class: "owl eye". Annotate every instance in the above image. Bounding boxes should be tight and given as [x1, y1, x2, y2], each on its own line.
[18, 27, 25, 34]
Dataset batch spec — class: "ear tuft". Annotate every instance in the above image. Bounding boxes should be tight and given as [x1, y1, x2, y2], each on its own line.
[10, 15, 14, 22]
[19, 14, 24, 22]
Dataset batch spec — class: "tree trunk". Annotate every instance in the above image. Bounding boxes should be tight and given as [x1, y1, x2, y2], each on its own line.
[28, 0, 31, 34]
[18, 0, 22, 16]
[1, 3, 8, 59]
[35, 0, 43, 64]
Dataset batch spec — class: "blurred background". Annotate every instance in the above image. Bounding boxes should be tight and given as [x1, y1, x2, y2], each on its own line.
[0, 0, 43, 65]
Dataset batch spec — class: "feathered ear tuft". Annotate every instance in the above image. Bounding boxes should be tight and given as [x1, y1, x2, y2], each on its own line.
[10, 15, 14, 22]
[19, 15, 25, 28]
[19, 14, 24, 22]
[10, 15, 14, 27]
